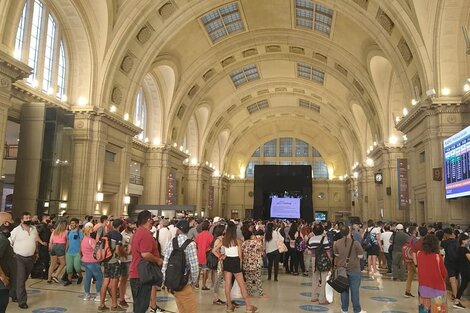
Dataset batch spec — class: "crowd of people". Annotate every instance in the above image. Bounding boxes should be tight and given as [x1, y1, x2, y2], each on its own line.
[0, 210, 469, 313]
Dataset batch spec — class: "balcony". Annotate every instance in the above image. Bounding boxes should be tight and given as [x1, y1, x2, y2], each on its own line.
[4, 144, 18, 159]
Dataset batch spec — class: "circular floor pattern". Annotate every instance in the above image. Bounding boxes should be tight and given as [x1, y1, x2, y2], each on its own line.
[299, 304, 329, 312]
[371, 296, 397, 302]
[32, 307, 67, 313]
[300, 292, 312, 297]
[301, 282, 313, 286]
[361, 286, 381, 290]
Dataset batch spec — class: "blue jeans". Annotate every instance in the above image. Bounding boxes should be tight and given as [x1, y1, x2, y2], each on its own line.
[340, 271, 362, 313]
[83, 262, 103, 294]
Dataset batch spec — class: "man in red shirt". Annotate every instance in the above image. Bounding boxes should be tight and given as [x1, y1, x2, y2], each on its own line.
[129, 210, 163, 313]
[194, 221, 213, 289]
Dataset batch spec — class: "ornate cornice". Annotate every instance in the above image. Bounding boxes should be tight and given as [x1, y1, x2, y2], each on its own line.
[71, 106, 142, 137]
[11, 82, 68, 109]
[148, 143, 189, 161]
[368, 144, 405, 159]
[0, 50, 32, 82]
[396, 97, 463, 133]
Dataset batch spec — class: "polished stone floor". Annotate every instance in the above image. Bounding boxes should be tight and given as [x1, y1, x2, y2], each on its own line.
[6, 270, 470, 313]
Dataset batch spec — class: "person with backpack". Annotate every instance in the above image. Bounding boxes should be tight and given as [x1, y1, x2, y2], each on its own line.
[363, 220, 382, 278]
[129, 210, 163, 313]
[307, 223, 331, 305]
[162, 219, 198, 313]
[81, 224, 103, 301]
[98, 219, 124, 311]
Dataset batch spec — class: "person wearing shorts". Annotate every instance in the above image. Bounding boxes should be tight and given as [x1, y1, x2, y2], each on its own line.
[98, 219, 124, 311]
[119, 223, 134, 308]
[194, 221, 213, 290]
[48, 220, 68, 284]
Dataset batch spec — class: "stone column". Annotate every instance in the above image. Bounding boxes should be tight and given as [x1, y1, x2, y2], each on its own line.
[12, 103, 46, 215]
[185, 164, 213, 215]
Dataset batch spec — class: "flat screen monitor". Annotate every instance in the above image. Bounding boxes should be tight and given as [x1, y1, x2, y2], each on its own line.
[444, 125, 470, 199]
[314, 211, 327, 222]
[269, 197, 301, 219]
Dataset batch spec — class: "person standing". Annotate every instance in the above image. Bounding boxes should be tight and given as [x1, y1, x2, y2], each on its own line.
[391, 224, 409, 281]
[334, 226, 366, 313]
[416, 234, 448, 312]
[162, 219, 199, 313]
[264, 222, 281, 281]
[241, 230, 264, 297]
[80, 224, 103, 301]
[9, 212, 47, 309]
[0, 212, 15, 313]
[404, 226, 418, 297]
[129, 210, 163, 313]
[36, 214, 51, 279]
[364, 220, 382, 278]
[381, 224, 393, 274]
[307, 223, 330, 305]
[194, 220, 213, 290]
[454, 233, 470, 309]
[119, 222, 134, 308]
[98, 219, 124, 311]
[47, 219, 68, 284]
[440, 228, 459, 300]
[64, 218, 83, 285]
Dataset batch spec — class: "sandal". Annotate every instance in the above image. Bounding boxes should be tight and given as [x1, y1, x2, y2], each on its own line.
[245, 305, 259, 313]
[98, 305, 109, 311]
[226, 304, 236, 312]
[213, 299, 226, 305]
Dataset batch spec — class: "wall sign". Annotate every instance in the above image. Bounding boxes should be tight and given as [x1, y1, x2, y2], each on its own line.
[397, 159, 409, 210]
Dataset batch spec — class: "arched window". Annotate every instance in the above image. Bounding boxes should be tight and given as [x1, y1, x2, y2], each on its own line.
[246, 137, 329, 179]
[134, 88, 147, 140]
[14, 0, 68, 100]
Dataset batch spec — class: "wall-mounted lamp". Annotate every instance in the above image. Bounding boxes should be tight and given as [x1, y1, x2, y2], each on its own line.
[123, 195, 131, 205]
[44, 201, 50, 208]
[96, 192, 104, 202]
[59, 202, 67, 209]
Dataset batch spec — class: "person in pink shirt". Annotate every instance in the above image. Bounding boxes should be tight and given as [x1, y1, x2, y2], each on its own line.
[194, 220, 213, 290]
[80, 224, 103, 301]
[47, 220, 67, 284]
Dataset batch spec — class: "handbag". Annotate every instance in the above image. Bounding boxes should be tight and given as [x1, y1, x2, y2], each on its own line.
[138, 258, 163, 286]
[276, 239, 288, 253]
[206, 251, 219, 270]
[327, 238, 354, 293]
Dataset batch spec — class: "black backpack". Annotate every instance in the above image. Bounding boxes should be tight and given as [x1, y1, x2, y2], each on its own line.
[164, 237, 192, 292]
[315, 236, 332, 272]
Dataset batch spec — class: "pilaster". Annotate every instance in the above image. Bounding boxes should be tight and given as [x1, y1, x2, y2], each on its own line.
[185, 164, 214, 215]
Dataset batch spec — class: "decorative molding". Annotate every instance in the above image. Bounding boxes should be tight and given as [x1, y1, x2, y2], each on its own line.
[0, 50, 32, 82]
[71, 106, 142, 137]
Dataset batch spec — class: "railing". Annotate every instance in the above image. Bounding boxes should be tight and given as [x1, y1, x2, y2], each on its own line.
[4, 144, 18, 159]
[129, 174, 143, 185]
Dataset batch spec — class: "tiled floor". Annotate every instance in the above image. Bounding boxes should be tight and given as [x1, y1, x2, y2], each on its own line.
[6, 270, 470, 313]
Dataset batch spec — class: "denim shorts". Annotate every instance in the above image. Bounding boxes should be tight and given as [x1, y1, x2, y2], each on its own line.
[50, 244, 66, 257]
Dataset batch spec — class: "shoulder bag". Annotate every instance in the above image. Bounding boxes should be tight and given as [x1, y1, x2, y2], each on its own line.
[327, 238, 354, 293]
[138, 255, 163, 286]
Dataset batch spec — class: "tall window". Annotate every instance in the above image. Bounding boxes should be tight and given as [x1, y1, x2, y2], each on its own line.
[246, 137, 329, 179]
[134, 88, 147, 140]
[14, 0, 68, 100]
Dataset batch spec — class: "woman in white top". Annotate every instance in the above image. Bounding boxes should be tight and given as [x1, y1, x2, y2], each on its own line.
[264, 222, 281, 281]
[381, 224, 393, 274]
[213, 221, 259, 313]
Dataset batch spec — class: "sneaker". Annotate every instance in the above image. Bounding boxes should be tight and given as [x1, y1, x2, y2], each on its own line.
[77, 276, 83, 285]
[202, 286, 210, 291]
[94, 296, 102, 302]
[149, 306, 166, 313]
[453, 302, 466, 309]
[83, 293, 92, 301]
[52, 276, 60, 284]
[404, 292, 415, 298]
[110, 306, 126, 312]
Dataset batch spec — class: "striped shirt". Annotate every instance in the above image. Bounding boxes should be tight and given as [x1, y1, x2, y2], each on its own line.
[307, 235, 330, 253]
